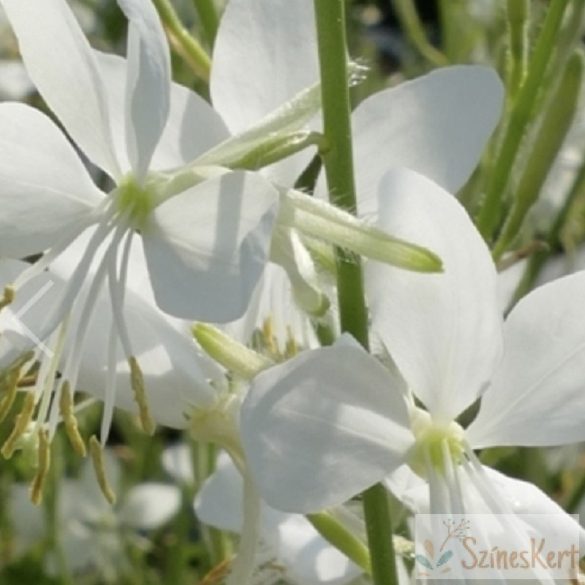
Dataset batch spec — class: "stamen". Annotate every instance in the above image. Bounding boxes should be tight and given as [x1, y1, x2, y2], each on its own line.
[100, 320, 118, 446]
[59, 382, 86, 457]
[2, 392, 36, 459]
[0, 369, 19, 423]
[262, 318, 278, 356]
[89, 435, 116, 505]
[129, 357, 155, 435]
[0, 351, 34, 423]
[34, 212, 117, 342]
[0, 285, 15, 311]
[29, 428, 50, 505]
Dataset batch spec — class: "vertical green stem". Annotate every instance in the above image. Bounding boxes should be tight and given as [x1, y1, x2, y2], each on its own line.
[152, 0, 212, 81]
[313, 0, 368, 344]
[492, 51, 584, 261]
[313, 2, 398, 584]
[505, 0, 529, 95]
[476, 0, 570, 241]
[192, 0, 220, 48]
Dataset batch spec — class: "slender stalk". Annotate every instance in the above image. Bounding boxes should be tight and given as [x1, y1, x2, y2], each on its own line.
[152, 0, 211, 82]
[511, 149, 585, 305]
[313, 0, 368, 344]
[476, 0, 571, 241]
[505, 0, 529, 96]
[313, 2, 398, 584]
[492, 51, 584, 261]
[193, 0, 220, 48]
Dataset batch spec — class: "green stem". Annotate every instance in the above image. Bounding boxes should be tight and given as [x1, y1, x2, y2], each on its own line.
[192, 0, 220, 48]
[314, 0, 368, 344]
[476, 0, 571, 241]
[511, 147, 585, 305]
[505, 0, 529, 96]
[492, 50, 584, 261]
[313, 2, 398, 584]
[308, 512, 371, 575]
[392, 0, 448, 67]
[363, 484, 399, 585]
[152, 0, 211, 82]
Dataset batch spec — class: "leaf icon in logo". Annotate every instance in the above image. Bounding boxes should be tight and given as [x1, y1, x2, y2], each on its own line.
[424, 539, 435, 559]
[415, 555, 434, 571]
[436, 550, 453, 567]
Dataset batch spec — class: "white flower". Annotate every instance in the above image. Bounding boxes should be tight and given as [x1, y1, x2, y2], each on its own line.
[163, 445, 361, 585]
[239, 168, 585, 542]
[213, 0, 505, 349]
[0, 247, 219, 452]
[0, 0, 279, 325]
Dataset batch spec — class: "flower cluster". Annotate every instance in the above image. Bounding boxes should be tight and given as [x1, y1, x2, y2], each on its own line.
[1, 1, 585, 584]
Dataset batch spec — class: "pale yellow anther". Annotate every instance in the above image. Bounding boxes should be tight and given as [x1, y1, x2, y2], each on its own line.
[59, 382, 87, 457]
[0, 369, 20, 424]
[0, 285, 15, 312]
[89, 435, 116, 505]
[129, 357, 155, 435]
[262, 317, 278, 356]
[2, 392, 36, 459]
[29, 428, 51, 505]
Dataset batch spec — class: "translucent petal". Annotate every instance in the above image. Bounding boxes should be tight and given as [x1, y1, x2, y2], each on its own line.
[211, 0, 318, 136]
[211, 0, 319, 185]
[367, 168, 502, 420]
[48, 239, 218, 429]
[241, 343, 413, 513]
[118, 0, 171, 180]
[467, 271, 585, 448]
[0, 260, 64, 369]
[143, 171, 278, 321]
[195, 453, 361, 585]
[0, 103, 101, 258]
[96, 52, 229, 173]
[1, 0, 120, 178]
[351, 66, 504, 216]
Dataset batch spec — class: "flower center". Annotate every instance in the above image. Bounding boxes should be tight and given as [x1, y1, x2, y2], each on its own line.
[114, 176, 157, 231]
[408, 408, 466, 478]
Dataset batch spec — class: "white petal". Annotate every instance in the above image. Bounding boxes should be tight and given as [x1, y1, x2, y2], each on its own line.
[0, 103, 101, 258]
[50, 238, 218, 428]
[194, 451, 245, 532]
[467, 271, 585, 448]
[196, 453, 361, 584]
[352, 66, 504, 216]
[367, 168, 502, 420]
[121, 483, 181, 530]
[0, 259, 64, 369]
[1, 0, 120, 178]
[211, 0, 318, 136]
[96, 52, 229, 174]
[269, 514, 362, 585]
[240, 343, 413, 513]
[223, 262, 319, 349]
[118, 0, 171, 180]
[162, 444, 195, 485]
[143, 171, 278, 321]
